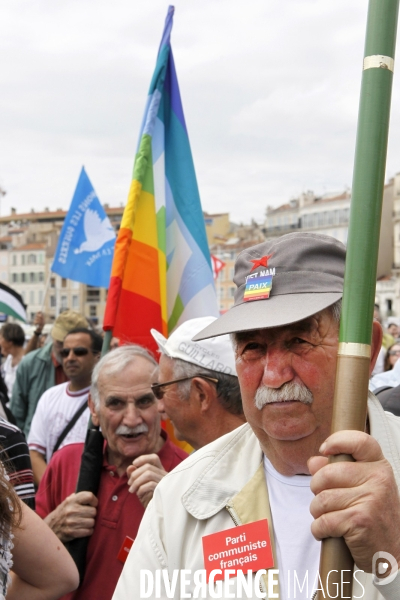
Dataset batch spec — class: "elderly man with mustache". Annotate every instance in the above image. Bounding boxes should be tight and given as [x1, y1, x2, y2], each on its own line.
[35, 345, 188, 600]
[113, 233, 400, 600]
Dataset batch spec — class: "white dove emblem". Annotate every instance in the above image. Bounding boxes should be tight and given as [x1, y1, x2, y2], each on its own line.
[74, 209, 115, 254]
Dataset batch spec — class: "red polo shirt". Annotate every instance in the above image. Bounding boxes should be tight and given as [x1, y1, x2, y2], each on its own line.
[36, 432, 188, 600]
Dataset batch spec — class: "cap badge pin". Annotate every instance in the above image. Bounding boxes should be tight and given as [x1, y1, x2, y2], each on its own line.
[249, 254, 273, 272]
[244, 254, 274, 302]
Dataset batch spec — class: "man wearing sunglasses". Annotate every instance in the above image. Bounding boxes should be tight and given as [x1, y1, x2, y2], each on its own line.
[10, 309, 90, 436]
[28, 327, 103, 485]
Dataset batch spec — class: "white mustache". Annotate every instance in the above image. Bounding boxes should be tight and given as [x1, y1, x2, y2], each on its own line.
[254, 382, 313, 410]
[116, 424, 149, 435]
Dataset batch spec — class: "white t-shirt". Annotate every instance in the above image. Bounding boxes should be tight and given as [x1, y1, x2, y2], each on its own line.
[28, 382, 90, 463]
[2, 354, 18, 398]
[263, 455, 320, 600]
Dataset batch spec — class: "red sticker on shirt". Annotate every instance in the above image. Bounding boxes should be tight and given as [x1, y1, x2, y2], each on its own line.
[202, 520, 274, 582]
[117, 536, 135, 564]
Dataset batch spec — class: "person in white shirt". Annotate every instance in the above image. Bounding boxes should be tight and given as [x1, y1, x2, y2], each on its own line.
[0, 323, 25, 397]
[28, 328, 102, 486]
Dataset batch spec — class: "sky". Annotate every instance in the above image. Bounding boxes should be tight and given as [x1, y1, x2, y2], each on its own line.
[1, 0, 399, 224]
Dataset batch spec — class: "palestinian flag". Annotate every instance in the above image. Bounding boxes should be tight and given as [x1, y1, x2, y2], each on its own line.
[0, 282, 27, 322]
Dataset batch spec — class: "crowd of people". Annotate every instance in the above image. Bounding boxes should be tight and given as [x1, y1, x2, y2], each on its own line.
[0, 232, 398, 599]
[0, 300, 247, 597]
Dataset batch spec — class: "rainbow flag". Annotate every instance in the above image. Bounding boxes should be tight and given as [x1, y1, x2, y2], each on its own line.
[103, 6, 218, 353]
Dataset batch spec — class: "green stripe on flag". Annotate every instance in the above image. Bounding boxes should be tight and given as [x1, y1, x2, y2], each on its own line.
[168, 295, 184, 332]
[156, 206, 166, 254]
[132, 135, 154, 196]
[0, 302, 26, 323]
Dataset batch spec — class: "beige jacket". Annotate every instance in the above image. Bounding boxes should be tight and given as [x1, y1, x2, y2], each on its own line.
[113, 394, 400, 600]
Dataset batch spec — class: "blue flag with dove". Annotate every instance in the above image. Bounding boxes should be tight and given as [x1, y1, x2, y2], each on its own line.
[52, 167, 116, 288]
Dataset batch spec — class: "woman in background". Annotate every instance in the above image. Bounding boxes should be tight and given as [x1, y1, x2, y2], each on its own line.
[383, 342, 400, 372]
[370, 342, 400, 392]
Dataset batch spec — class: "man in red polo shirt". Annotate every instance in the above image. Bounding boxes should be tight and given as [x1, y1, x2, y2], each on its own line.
[36, 344, 187, 600]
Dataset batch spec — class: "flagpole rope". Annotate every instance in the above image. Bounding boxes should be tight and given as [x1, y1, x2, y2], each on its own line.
[40, 272, 52, 315]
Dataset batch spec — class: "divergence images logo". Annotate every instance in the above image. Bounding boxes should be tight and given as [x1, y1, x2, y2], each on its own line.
[372, 551, 398, 586]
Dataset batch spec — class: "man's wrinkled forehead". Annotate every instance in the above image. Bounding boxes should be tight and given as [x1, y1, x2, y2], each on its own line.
[97, 369, 155, 395]
[234, 314, 327, 345]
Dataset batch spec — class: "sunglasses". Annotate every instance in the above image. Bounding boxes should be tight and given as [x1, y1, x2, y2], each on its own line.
[151, 375, 218, 400]
[60, 347, 90, 359]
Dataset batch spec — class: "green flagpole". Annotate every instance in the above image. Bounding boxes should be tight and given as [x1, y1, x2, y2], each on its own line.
[101, 329, 112, 356]
[318, 1, 399, 597]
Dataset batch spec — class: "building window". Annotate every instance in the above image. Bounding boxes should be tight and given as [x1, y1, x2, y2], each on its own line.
[334, 210, 340, 225]
[0, 272, 6, 282]
[12, 255, 16, 266]
[230, 287, 235, 298]
[89, 305, 97, 317]
[39, 253, 44, 264]
[61, 278, 67, 288]
[12, 273, 18, 283]
[60, 296, 68, 310]
[72, 295, 79, 309]
[339, 208, 350, 224]
[29, 272, 36, 283]
[50, 295, 56, 307]
[21, 273, 27, 283]
[50, 277, 55, 288]
[21, 255, 26, 265]
[28, 254, 37, 265]
[30, 290, 35, 305]
[86, 288, 100, 303]
[38, 272, 44, 282]
[38, 290, 43, 306]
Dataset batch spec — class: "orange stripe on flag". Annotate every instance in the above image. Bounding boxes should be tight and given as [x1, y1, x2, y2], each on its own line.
[123, 239, 161, 306]
[110, 227, 132, 279]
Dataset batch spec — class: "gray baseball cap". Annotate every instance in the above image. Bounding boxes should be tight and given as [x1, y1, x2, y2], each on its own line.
[193, 232, 345, 341]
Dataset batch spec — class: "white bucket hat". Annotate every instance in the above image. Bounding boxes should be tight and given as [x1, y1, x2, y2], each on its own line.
[151, 316, 237, 376]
